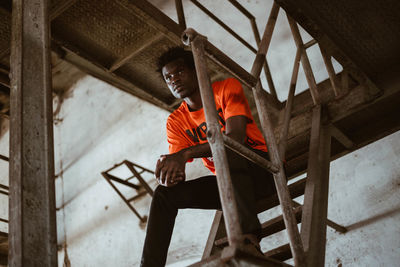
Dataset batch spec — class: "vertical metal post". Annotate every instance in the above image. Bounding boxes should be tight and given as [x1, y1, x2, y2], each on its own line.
[287, 15, 320, 105]
[301, 105, 331, 267]
[9, 0, 57, 266]
[319, 45, 341, 97]
[252, 82, 306, 267]
[250, 1, 280, 81]
[250, 17, 278, 98]
[175, 0, 186, 29]
[279, 48, 302, 160]
[183, 29, 242, 246]
[248, 4, 306, 265]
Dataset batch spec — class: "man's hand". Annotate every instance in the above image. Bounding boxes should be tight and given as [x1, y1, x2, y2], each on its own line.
[155, 151, 187, 187]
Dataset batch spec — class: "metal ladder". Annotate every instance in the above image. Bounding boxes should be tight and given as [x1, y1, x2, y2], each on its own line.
[101, 160, 154, 226]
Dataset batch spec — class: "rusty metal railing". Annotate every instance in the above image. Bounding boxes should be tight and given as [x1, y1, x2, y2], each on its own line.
[176, 1, 346, 265]
[182, 17, 306, 265]
[174, 0, 278, 98]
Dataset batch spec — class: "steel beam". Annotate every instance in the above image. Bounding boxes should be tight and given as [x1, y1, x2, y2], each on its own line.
[190, 0, 258, 54]
[287, 15, 320, 105]
[250, 2, 279, 81]
[279, 47, 301, 160]
[183, 29, 242, 246]
[330, 125, 354, 150]
[249, 5, 306, 264]
[0, 73, 9, 88]
[9, 0, 57, 266]
[175, 0, 186, 29]
[222, 134, 278, 173]
[319, 45, 342, 97]
[252, 81, 306, 267]
[202, 211, 225, 260]
[301, 105, 331, 267]
[108, 33, 164, 72]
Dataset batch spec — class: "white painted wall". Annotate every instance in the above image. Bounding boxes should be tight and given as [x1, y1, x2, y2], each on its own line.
[52, 76, 399, 267]
[0, 73, 399, 266]
[0, 0, 398, 266]
[52, 75, 213, 266]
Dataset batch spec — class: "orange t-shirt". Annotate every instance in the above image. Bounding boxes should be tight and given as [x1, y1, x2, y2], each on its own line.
[166, 77, 267, 173]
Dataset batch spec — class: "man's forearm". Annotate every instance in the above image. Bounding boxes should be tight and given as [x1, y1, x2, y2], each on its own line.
[179, 143, 212, 162]
[176, 116, 248, 162]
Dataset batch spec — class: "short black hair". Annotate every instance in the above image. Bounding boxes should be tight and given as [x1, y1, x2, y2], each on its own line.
[157, 47, 195, 75]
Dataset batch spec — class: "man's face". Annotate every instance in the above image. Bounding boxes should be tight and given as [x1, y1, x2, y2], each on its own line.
[162, 58, 198, 99]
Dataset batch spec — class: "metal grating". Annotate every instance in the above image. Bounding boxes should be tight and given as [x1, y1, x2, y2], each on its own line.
[282, 0, 400, 79]
[0, 8, 11, 61]
[114, 37, 177, 104]
[52, 0, 161, 67]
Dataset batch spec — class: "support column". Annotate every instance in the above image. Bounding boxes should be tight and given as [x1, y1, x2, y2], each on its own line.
[9, 0, 57, 266]
[183, 29, 242, 246]
[301, 105, 331, 267]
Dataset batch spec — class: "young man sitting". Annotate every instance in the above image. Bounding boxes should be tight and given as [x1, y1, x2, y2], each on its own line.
[140, 47, 276, 267]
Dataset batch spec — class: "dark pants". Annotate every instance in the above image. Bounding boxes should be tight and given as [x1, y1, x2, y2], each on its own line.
[140, 149, 276, 267]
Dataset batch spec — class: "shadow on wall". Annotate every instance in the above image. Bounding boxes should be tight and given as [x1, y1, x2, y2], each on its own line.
[57, 185, 150, 246]
[346, 205, 400, 231]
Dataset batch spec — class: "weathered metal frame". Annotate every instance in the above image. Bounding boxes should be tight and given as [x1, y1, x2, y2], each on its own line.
[319, 45, 342, 97]
[287, 15, 320, 105]
[179, 1, 354, 264]
[183, 29, 243, 246]
[301, 105, 331, 267]
[108, 33, 164, 73]
[0, 155, 8, 162]
[0, 184, 8, 196]
[278, 47, 302, 160]
[182, 4, 307, 261]
[251, 54, 307, 267]
[101, 160, 154, 224]
[222, 135, 278, 173]
[0, 185, 8, 224]
[180, 0, 279, 99]
[175, 0, 186, 29]
[9, 0, 57, 265]
[190, 0, 258, 54]
[228, 0, 278, 98]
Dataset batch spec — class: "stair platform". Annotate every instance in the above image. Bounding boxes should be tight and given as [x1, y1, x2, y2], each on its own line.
[190, 245, 292, 267]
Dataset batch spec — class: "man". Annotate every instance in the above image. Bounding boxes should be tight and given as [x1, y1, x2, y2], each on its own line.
[140, 47, 276, 267]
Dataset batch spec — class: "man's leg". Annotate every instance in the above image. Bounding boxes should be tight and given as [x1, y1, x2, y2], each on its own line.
[225, 148, 276, 237]
[141, 175, 221, 267]
[141, 150, 276, 266]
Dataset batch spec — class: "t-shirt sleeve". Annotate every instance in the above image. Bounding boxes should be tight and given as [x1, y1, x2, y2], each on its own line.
[221, 78, 253, 121]
[166, 117, 194, 162]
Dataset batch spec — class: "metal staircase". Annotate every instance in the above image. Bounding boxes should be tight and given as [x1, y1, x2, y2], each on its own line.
[178, 1, 357, 265]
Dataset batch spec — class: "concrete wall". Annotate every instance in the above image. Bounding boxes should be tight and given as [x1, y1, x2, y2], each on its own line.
[0, 73, 399, 266]
[52, 75, 213, 266]
[47, 72, 398, 266]
[53, 75, 399, 266]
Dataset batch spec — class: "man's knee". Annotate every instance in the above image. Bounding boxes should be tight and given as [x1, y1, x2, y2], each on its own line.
[150, 185, 178, 215]
[153, 185, 170, 201]
[225, 148, 249, 172]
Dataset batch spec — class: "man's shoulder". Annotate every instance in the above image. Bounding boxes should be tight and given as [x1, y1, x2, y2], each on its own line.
[212, 77, 240, 92]
[167, 102, 187, 124]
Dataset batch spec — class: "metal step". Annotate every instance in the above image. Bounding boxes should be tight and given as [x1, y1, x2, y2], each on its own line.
[191, 246, 292, 267]
[264, 243, 292, 262]
[214, 206, 303, 248]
